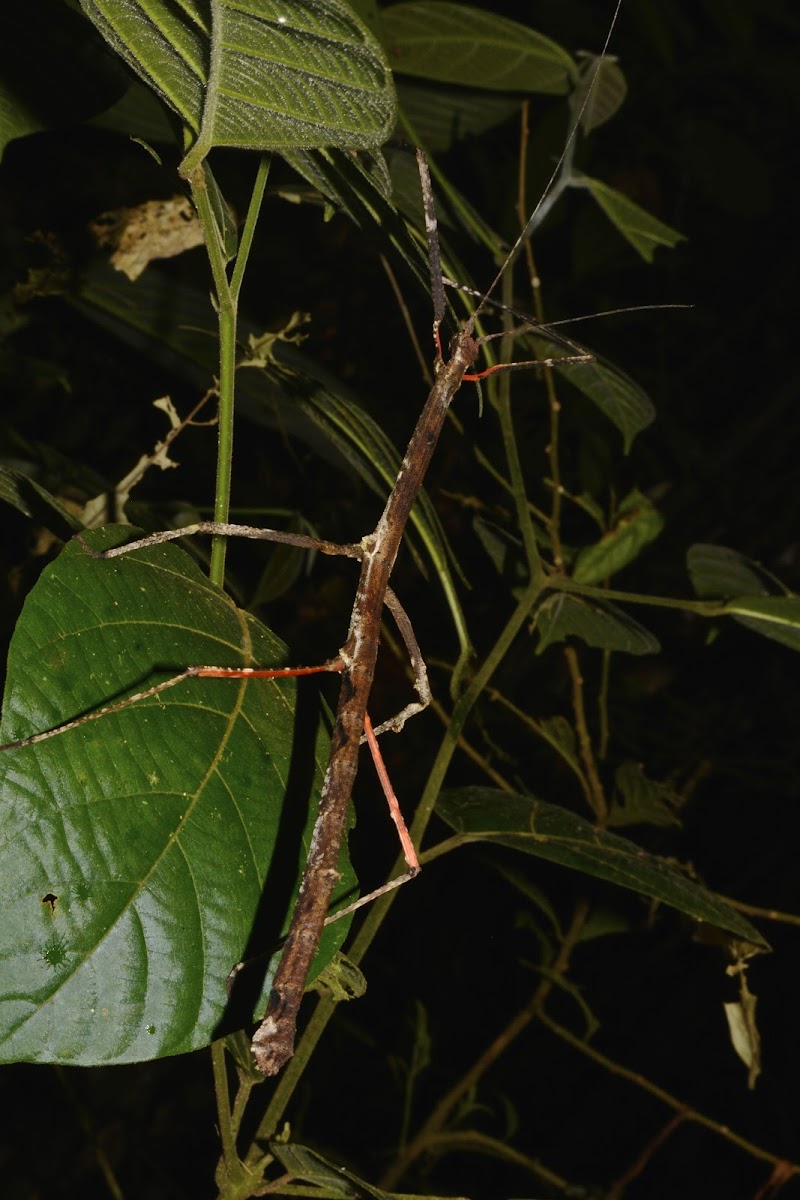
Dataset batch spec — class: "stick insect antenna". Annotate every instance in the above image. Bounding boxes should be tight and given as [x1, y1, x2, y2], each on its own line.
[471, 0, 625, 327]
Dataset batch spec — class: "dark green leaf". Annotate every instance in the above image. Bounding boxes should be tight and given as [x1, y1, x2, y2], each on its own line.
[0, 467, 84, 539]
[687, 543, 773, 599]
[0, 526, 354, 1065]
[688, 545, 800, 652]
[573, 489, 664, 584]
[0, 77, 45, 157]
[576, 172, 686, 263]
[378, 3, 574, 93]
[725, 596, 800, 653]
[538, 716, 583, 780]
[90, 82, 179, 145]
[537, 592, 660, 656]
[608, 761, 682, 829]
[396, 81, 519, 152]
[437, 788, 768, 948]
[278, 145, 431, 290]
[527, 332, 655, 451]
[559, 354, 655, 451]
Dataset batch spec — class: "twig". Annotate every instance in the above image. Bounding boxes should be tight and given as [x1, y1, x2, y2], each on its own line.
[604, 1113, 687, 1198]
[537, 1009, 800, 1178]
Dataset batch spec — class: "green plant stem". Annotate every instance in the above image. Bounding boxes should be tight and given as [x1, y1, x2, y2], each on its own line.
[189, 166, 236, 585]
[189, 158, 270, 586]
[555, 575, 730, 616]
[212, 1040, 245, 1184]
[230, 155, 271, 301]
[380, 900, 590, 1191]
[537, 1009, 800, 1178]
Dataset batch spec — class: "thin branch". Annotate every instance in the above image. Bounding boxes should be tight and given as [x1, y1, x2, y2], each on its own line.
[538, 1009, 800, 1178]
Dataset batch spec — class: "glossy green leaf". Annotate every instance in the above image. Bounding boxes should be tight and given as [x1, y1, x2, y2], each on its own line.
[78, 0, 397, 174]
[436, 788, 768, 948]
[0, 526, 354, 1066]
[688, 544, 800, 652]
[378, 2, 574, 93]
[573, 489, 664, 584]
[576, 172, 686, 263]
[537, 592, 660, 656]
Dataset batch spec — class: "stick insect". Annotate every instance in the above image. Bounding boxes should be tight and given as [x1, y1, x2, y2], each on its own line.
[2, 4, 624, 1078]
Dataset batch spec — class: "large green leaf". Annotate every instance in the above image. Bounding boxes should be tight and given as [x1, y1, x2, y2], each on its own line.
[378, 3, 575, 93]
[436, 788, 768, 948]
[0, 526, 354, 1066]
[79, 0, 397, 173]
